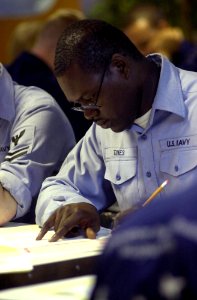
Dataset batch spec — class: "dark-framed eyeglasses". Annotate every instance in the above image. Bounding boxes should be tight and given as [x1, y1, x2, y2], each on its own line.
[71, 67, 107, 112]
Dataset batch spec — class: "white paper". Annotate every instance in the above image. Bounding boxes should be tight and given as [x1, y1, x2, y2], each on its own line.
[0, 224, 111, 273]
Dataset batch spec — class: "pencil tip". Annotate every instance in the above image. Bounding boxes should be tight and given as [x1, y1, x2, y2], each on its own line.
[162, 179, 169, 187]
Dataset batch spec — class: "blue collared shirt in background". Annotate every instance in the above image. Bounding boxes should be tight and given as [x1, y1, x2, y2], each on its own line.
[0, 63, 75, 222]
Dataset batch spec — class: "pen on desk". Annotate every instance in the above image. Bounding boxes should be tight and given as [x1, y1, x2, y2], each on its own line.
[142, 179, 169, 207]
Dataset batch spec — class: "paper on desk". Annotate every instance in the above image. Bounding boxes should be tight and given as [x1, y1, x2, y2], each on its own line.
[0, 224, 111, 273]
[0, 245, 32, 273]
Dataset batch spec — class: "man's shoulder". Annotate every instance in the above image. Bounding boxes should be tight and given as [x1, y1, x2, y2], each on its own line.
[14, 83, 65, 117]
[15, 83, 54, 101]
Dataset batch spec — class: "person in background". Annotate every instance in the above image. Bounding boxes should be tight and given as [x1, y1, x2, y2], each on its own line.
[35, 19, 197, 241]
[6, 9, 92, 142]
[7, 20, 43, 62]
[0, 63, 75, 225]
[123, 4, 167, 56]
[122, 3, 197, 72]
[90, 185, 197, 300]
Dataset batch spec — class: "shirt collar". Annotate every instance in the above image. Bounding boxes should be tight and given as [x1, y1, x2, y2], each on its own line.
[134, 109, 151, 129]
[147, 54, 186, 120]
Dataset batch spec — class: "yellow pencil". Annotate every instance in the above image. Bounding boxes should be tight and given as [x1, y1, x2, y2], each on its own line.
[142, 179, 169, 207]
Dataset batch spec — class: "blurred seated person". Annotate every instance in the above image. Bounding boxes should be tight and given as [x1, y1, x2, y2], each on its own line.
[7, 20, 43, 62]
[0, 63, 75, 225]
[146, 26, 184, 59]
[6, 9, 92, 142]
[91, 186, 197, 300]
[123, 3, 197, 72]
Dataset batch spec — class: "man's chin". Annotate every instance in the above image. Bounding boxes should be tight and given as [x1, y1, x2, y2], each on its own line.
[110, 126, 127, 133]
[111, 123, 132, 132]
[97, 120, 131, 132]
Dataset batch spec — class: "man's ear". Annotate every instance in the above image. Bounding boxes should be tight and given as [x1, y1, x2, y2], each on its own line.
[110, 53, 130, 79]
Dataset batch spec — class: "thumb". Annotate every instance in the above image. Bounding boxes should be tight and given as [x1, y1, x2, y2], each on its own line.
[85, 227, 97, 239]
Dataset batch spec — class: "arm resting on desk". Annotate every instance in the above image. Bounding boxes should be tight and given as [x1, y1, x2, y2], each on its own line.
[0, 184, 17, 225]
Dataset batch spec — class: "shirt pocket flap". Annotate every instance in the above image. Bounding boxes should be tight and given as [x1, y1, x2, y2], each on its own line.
[105, 160, 136, 184]
[160, 150, 197, 176]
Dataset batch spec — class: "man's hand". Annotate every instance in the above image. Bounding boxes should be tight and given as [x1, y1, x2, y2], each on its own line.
[113, 205, 140, 229]
[36, 203, 100, 242]
[0, 184, 17, 225]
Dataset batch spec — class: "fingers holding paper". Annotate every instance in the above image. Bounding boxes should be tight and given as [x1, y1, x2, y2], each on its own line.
[36, 203, 100, 242]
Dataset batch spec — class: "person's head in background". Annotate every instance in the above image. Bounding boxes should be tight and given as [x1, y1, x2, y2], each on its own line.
[7, 20, 43, 62]
[31, 8, 85, 70]
[7, 9, 85, 69]
[122, 3, 184, 59]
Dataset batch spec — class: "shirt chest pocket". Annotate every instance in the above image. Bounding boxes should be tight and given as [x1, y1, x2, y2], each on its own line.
[104, 147, 137, 185]
[160, 149, 197, 176]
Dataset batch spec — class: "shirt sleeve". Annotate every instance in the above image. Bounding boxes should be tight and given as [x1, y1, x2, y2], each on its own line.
[36, 124, 115, 225]
[0, 90, 75, 219]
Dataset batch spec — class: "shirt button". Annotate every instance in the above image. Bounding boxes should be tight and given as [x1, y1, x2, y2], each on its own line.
[116, 175, 121, 181]
[174, 165, 179, 172]
[141, 134, 147, 140]
[146, 171, 151, 177]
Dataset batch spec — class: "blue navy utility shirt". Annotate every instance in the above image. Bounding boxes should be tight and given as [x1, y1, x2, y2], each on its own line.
[36, 54, 197, 225]
[91, 186, 197, 300]
[0, 64, 75, 220]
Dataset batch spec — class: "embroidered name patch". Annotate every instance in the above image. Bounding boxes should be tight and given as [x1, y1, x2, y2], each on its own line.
[105, 147, 137, 161]
[160, 135, 197, 151]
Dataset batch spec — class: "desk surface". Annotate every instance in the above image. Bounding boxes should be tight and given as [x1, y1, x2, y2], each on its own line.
[0, 223, 110, 290]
